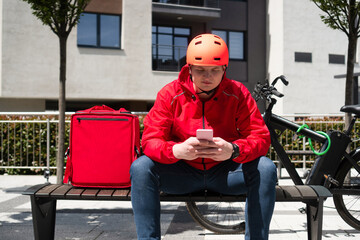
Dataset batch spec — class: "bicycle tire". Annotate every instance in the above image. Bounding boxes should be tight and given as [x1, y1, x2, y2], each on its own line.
[185, 201, 246, 234]
[333, 155, 360, 230]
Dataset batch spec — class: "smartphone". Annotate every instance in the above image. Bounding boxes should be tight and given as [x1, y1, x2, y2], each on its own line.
[196, 129, 213, 141]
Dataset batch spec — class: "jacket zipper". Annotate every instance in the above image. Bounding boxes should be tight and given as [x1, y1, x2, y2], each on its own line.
[202, 102, 207, 192]
[202, 102, 206, 130]
[202, 102, 207, 170]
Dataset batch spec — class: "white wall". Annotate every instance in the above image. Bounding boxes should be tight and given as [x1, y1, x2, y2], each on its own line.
[282, 0, 357, 115]
[1, 0, 177, 107]
[267, 0, 360, 115]
[0, 0, 3, 95]
[2, 0, 59, 98]
[267, 0, 284, 114]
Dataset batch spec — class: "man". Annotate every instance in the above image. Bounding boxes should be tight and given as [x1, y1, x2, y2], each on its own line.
[130, 33, 277, 240]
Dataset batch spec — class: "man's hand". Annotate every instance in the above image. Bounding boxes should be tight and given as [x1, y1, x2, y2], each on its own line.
[172, 137, 204, 160]
[172, 137, 234, 161]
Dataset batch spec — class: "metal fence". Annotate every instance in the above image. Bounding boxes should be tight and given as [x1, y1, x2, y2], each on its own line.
[0, 112, 359, 175]
[0, 113, 72, 174]
[0, 119, 57, 170]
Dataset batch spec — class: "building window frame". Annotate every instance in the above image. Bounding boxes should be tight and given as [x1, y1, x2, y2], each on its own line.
[212, 29, 246, 61]
[77, 12, 122, 49]
[294, 52, 312, 63]
[329, 54, 345, 64]
[152, 25, 190, 71]
[152, 0, 220, 8]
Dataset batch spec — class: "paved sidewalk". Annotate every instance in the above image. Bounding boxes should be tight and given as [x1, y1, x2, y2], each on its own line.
[0, 175, 359, 239]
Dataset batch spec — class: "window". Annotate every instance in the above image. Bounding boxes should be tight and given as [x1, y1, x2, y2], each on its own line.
[152, 0, 219, 8]
[77, 13, 121, 48]
[152, 26, 190, 71]
[212, 30, 245, 60]
[329, 54, 345, 64]
[294, 52, 312, 63]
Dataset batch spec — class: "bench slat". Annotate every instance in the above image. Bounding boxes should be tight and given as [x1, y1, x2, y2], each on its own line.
[66, 188, 86, 199]
[22, 184, 50, 196]
[97, 189, 116, 198]
[82, 189, 100, 199]
[310, 185, 332, 197]
[296, 185, 318, 199]
[281, 185, 303, 200]
[275, 186, 286, 200]
[51, 185, 73, 199]
[36, 184, 62, 197]
[113, 189, 131, 199]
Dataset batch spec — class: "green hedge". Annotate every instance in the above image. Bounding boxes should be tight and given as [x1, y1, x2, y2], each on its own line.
[0, 115, 70, 175]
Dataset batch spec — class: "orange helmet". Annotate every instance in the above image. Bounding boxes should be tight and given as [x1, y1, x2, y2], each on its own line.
[186, 34, 229, 67]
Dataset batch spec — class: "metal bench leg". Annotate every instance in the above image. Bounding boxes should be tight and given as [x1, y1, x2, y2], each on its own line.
[306, 199, 324, 240]
[30, 196, 57, 240]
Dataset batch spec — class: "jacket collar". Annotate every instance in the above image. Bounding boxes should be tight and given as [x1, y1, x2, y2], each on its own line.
[178, 64, 230, 98]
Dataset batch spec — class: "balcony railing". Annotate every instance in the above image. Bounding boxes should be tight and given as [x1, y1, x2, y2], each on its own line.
[152, 0, 219, 8]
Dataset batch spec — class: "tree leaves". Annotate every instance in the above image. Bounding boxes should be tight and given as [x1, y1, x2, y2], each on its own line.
[311, 0, 360, 37]
[22, 0, 90, 38]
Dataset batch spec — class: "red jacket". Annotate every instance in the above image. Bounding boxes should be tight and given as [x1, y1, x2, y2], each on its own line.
[142, 65, 271, 170]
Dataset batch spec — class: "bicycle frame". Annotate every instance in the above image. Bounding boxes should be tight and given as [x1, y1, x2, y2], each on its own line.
[252, 77, 360, 230]
[263, 98, 326, 185]
[263, 96, 360, 191]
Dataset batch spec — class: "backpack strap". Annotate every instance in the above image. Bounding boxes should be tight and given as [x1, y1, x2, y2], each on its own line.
[63, 147, 72, 184]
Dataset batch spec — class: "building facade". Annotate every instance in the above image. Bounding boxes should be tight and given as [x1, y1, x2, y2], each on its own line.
[0, 0, 357, 114]
[268, 0, 360, 115]
[0, 0, 266, 112]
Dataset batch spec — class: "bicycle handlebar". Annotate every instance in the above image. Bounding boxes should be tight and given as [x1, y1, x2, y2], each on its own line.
[270, 89, 284, 98]
[252, 75, 288, 102]
[271, 75, 289, 87]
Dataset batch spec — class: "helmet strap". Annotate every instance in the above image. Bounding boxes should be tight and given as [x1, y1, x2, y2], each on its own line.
[189, 65, 227, 96]
[189, 74, 216, 95]
[196, 88, 216, 96]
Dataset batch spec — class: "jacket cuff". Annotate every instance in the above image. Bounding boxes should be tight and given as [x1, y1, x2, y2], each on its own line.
[167, 141, 179, 162]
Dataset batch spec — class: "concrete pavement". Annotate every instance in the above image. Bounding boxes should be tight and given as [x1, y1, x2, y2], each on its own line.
[0, 174, 359, 240]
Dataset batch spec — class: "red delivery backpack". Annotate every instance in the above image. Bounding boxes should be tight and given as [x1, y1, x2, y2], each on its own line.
[63, 105, 140, 188]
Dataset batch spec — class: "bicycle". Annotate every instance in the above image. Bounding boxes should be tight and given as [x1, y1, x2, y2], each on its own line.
[185, 75, 360, 234]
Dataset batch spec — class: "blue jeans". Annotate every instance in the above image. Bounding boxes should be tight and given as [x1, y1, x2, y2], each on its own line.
[130, 156, 277, 240]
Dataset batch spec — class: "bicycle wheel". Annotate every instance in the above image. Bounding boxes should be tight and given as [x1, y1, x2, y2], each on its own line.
[185, 201, 246, 234]
[333, 155, 360, 230]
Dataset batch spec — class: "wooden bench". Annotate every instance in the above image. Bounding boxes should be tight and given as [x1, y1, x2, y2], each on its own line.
[23, 184, 331, 240]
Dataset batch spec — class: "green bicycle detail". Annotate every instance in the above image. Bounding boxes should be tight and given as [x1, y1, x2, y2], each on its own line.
[296, 124, 331, 156]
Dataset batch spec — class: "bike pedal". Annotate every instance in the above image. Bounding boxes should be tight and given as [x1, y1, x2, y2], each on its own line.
[324, 174, 339, 186]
